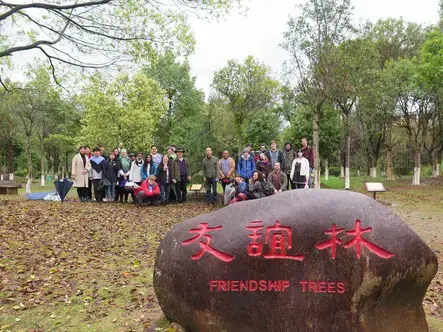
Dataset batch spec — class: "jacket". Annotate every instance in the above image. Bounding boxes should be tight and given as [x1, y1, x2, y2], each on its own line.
[156, 161, 172, 184]
[104, 160, 119, 182]
[302, 146, 315, 168]
[202, 156, 219, 179]
[89, 155, 106, 180]
[290, 157, 310, 181]
[72, 153, 91, 188]
[135, 180, 161, 196]
[235, 181, 247, 195]
[219, 157, 236, 179]
[256, 160, 271, 178]
[266, 150, 284, 167]
[247, 181, 265, 199]
[171, 158, 190, 181]
[268, 170, 288, 191]
[129, 159, 144, 183]
[282, 150, 296, 174]
[142, 163, 154, 181]
[236, 155, 256, 179]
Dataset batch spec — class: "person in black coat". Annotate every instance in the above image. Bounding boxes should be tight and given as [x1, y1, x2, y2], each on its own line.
[156, 155, 172, 203]
[104, 153, 119, 201]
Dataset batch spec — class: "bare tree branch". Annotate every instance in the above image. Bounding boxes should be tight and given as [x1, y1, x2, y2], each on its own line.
[0, 0, 112, 21]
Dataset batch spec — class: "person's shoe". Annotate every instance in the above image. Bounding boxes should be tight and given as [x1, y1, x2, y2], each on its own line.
[103, 198, 108, 202]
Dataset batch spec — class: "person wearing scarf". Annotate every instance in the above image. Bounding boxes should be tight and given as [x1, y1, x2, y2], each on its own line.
[156, 155, 172, 203]
[129, 152, 144, 185]
[117, 149, 131, 203]
[89, 147, 106, 202]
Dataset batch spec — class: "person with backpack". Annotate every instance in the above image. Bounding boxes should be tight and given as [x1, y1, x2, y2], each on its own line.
[246, 171, 269, 200]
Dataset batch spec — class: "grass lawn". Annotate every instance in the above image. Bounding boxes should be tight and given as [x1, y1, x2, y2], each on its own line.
[1, 176, 443, 331]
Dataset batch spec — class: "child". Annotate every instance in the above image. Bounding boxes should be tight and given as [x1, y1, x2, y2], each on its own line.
[134, 174, 161, 206]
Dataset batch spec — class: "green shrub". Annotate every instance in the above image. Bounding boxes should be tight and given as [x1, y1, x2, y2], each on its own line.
[15, 170, 27, 177]
[421, 165, 433, 176]
[328, 166, 341, 177]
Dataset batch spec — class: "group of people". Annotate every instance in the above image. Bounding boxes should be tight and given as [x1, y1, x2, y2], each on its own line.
[71, 138, 314, 206]
[203, 139, 314, 205]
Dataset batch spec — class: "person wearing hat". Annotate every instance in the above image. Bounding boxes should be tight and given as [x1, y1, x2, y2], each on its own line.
[171, 147, 190, 203]
[283, 141, 296, 189]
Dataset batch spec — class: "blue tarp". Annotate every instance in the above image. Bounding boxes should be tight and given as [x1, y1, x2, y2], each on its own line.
[24, 191, 55, 200]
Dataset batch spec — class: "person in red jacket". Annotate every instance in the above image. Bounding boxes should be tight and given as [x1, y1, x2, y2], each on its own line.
[134, 174, 161, 206]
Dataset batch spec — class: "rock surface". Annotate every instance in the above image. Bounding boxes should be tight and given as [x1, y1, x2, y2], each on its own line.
[154, 190, 437, 332]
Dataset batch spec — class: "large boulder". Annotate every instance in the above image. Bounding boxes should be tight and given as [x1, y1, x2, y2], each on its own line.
[154, 190, 437, 332]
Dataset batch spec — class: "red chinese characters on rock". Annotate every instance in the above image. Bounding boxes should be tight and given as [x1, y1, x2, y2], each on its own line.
[246, 220, 305, 261]
[315, 219, 394, 259]
[182, 223, 235, 262]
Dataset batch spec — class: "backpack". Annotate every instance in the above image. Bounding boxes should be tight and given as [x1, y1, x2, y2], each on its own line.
[261, 181, 274, 197]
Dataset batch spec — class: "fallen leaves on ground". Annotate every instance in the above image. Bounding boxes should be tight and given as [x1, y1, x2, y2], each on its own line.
[0, 196, 217, 331]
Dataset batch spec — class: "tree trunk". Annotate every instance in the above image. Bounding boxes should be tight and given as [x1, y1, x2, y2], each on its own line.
[437, 149, 441, 177]
[412, 151, 421, 186]
[40, 139, 46, 186]
[65, 151, 69, 178]
[324, 158, 329, 181]
[25, 134, 33, 194]
[345, 113, 350, 190]
[313, 110, 320, 189]
[340, 166, 344, 178]
[385, 123, 395, 181]
[7, 138, 14, 174]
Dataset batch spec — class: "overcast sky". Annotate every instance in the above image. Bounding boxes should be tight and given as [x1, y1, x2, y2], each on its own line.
[188, 0, 440, 96]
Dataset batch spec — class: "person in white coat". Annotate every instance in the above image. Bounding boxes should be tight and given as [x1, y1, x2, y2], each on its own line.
[290, 149, 310, 189]
[129, 152, 144, 185]
[71, 146, 91, 201]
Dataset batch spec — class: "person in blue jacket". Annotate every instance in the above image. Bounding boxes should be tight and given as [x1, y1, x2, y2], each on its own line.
[236, 149, 256, 186]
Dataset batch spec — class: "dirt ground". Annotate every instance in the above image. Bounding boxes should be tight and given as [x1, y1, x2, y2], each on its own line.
[0, 179, 442, 332]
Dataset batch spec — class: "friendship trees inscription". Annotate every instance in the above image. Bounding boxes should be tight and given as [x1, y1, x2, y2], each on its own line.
[182, 219, 394, 294]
